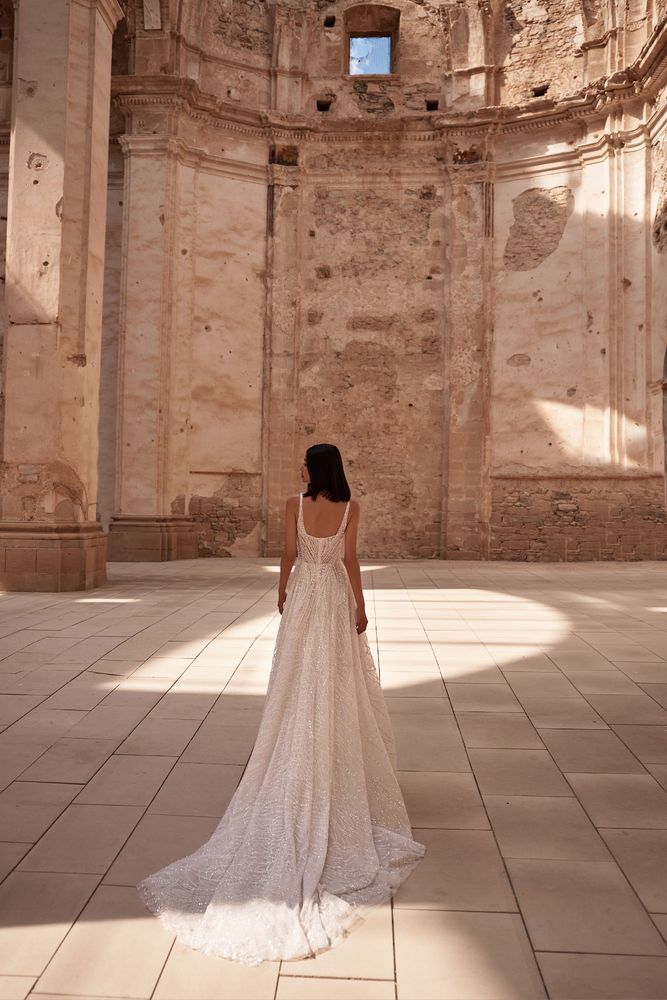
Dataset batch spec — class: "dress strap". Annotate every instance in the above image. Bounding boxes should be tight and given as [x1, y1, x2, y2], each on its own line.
[339, 500, 351, 535]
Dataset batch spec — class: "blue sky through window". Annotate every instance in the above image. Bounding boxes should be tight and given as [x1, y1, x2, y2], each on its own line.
[349, 35, 391, 75]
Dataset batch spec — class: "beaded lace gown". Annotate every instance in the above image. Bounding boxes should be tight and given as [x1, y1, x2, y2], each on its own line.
[136, 492, 425, 965]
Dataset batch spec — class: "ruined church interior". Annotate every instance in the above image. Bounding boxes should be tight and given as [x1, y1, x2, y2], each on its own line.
[0, 4, 667, 1000]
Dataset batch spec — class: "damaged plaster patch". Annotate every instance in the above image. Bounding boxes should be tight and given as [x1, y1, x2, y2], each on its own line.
[213, 0, 271, 53]
[653, 189, 667, 253]
[504, 186, 574, 270]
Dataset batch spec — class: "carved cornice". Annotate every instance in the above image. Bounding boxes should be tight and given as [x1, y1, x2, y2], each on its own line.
[110, 16, 667, 147]
[72, 0, 125, 33]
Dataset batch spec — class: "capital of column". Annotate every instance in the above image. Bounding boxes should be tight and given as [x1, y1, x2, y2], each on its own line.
[70, 0, 125, 34]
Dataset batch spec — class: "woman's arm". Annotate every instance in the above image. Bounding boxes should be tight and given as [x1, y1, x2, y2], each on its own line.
[278, 496, 298, 613]
[343, 501, 368, 634]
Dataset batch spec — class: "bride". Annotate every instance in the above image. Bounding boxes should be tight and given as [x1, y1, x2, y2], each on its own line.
[136, 443, 425, 965]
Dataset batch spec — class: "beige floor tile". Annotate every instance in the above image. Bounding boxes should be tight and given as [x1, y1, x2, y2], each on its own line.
[641, 683, 667, 710]
[469, 749, 572, 797]
[35, 885, 175, 999]
[617, 661, 667, 682]
[507, 858, 667, 954]
[395, 828, 516, 911]
[392, 714, 469, 771]
[504, 672, 579, 700]
[600, 829, 667, 912]
[394, 909, 545, 1000]
[447, 684, 523, 714]
[566, 773, 667, 828]
[457, 712, 543, 749]
[537, 952, 667, 1000]
[277, 978, 394, 1000]
[72, 754, 176, 807]
[146, 690, 220, 721]
[116, 717, 201, 756]
[585, 693, 667, 725]
[0, 976, 36, 1000]
[220, 669, 270, 696]
[179, 718, 258, 765]
[542, 650, 615, 671]
[494, 644, 558, 674]
[6, 668, 84, 697]
[286, 904, 393, 980]
[0, 842, 30, 880]
[397, 771, 489, 829]
[131, 657, 192, 680]
[60, 705, 149, 742]
[103, 812, 220, 885]
[613, 724, 667, 763]
[519, 696, 608, 729]
[538, 728, 645, 773]
[0, 871, 100, 975]
[385, 696, 451, 715]
[19, 738, 120, 784]
[0, 781, 82, 841]
[41, 673, 119, 711]
[17, 803, 143, 874]
[648, 763, 667, 791]
[147, 762, 242, 816]
[436, 662, 505, 683]
[485, 795, 609, 860]
[653, 913, 667, 941]
[152, 940, 279, 1000]
[380, 672, 447, 698]
[563, 669, 640, 695]
[0, 696, 45, 727]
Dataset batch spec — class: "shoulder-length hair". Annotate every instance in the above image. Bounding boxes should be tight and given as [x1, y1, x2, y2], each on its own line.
[304, 443, 351, 502]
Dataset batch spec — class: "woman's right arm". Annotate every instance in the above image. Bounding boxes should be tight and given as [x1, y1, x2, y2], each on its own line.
[278, 496, 298, 613]
[343, 501, 368, 634]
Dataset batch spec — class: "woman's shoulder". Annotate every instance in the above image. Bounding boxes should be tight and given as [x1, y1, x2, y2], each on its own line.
[285, 493, 302, 508]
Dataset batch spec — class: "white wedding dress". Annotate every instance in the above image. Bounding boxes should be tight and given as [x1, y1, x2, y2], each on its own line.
[136, 492, 425, 965]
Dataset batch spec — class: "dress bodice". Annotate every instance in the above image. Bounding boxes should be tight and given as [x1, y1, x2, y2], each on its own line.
[297, 492, 350, 565]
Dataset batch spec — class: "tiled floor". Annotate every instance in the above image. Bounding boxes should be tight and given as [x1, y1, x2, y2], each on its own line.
[0, 558, 667, 999]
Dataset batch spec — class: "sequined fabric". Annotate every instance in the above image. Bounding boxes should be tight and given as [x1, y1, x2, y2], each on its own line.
[136, 492, 426, 965]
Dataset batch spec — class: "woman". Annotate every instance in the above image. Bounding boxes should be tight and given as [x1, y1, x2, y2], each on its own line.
[136, 443, 425, 965]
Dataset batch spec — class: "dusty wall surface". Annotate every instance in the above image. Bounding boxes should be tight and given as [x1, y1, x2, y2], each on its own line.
[89, 0, 667, 562]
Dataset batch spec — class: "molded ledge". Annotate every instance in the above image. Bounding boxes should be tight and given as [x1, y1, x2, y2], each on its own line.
[0, 522, 107, 591]
[108, 515, 200, 561]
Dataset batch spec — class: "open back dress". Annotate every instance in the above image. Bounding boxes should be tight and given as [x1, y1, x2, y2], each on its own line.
[136, 491, 425, 965]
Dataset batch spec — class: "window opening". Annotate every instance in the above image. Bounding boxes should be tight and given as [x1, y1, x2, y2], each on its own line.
[349, 34, 391, 75]
[425, 99, 439, 111]
[324, 15, 336, 27]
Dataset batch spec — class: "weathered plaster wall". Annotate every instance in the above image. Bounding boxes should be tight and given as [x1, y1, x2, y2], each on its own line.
[293, 146, 447, 556]
[186, 162, 267, 556]
[95, 0, 667, 563]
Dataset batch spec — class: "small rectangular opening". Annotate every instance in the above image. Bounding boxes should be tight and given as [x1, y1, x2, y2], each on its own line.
[349, 34, 391, 75]
[425, 99, 439, 111]
[532, 83, 549, 97]
[323, 15, 336, 27]
[316, 98, 332, 112]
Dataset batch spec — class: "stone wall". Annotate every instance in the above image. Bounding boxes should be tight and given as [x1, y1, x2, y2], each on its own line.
[491, 477, 667, 560]
[92, 0, 667, 565]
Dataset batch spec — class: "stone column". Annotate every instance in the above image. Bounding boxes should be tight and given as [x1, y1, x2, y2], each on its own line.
[262, 155, 301, 556]
[443, 153, 494, 558]
[0, 0, 123, 590]
[107, 106, 199, 561]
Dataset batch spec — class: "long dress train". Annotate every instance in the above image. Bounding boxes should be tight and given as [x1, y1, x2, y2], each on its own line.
[136, 492, 425, 965]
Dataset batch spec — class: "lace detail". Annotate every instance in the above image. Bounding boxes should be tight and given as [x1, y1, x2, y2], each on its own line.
[136, 492, 425, 965]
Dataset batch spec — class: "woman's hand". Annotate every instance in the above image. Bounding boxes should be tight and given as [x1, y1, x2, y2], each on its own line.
[278, 589, 287, 614]
[355, 607, 368, 634]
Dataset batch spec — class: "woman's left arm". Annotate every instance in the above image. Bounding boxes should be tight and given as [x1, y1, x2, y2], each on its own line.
[278, 496, 298, 613]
